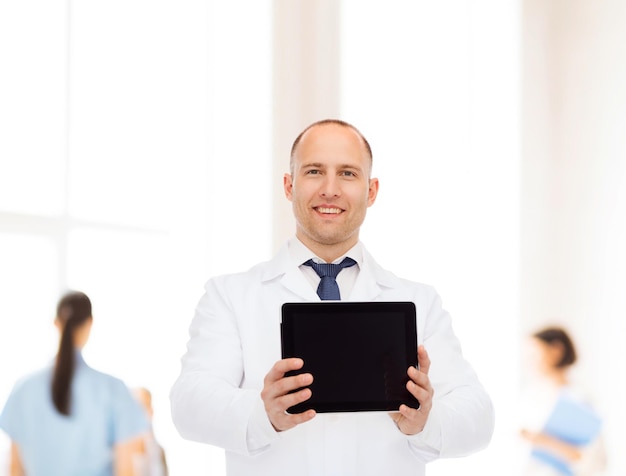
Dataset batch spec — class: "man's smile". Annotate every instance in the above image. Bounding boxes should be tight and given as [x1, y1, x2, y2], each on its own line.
[315, 206, 343, 214]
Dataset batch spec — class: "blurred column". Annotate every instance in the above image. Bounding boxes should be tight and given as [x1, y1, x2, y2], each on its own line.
[271, 0, 342, 251]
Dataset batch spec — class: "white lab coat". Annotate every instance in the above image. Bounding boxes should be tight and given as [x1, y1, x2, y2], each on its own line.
[170, 242, 494, 476]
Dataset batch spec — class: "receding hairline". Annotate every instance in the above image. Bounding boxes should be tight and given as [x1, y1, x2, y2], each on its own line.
[289, 119, 373, 174]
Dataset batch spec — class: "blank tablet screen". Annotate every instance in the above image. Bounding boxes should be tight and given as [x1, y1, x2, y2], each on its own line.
[281, 301, 418, 413]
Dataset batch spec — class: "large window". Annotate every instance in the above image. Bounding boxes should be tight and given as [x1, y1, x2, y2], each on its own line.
[0, 1, 271, 474]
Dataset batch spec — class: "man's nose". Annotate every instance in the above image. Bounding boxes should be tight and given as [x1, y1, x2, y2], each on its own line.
[320, 175, 340, 197]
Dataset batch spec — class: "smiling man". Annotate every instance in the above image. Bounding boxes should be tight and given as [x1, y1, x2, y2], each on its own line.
[170, 119, 494, 476]
[285, 121, 378, 263]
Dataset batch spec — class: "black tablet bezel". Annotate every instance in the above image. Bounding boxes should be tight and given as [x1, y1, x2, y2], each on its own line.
[280, 301, 419, 414]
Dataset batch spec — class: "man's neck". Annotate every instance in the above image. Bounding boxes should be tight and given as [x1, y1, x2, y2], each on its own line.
[296, 234, 358, 263]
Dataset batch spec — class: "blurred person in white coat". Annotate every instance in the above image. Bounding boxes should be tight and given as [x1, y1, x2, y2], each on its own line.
[133, 387, 168, 476]
[170, 119, 494, 476]
[519, 326, 607, 476]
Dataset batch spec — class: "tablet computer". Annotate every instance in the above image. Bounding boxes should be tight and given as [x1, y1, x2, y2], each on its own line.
[281, 301, 419, 414]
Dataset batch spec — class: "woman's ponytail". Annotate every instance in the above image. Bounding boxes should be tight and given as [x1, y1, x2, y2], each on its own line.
[51, 291, 92, 416]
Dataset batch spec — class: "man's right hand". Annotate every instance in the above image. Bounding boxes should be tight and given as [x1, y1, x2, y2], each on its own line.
[261, 358, 316, 431]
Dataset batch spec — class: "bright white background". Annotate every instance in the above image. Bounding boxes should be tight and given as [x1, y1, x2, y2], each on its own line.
[1, 1, 625, 475]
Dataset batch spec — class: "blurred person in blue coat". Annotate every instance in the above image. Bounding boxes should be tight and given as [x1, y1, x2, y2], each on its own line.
[0, 290, 149, 476]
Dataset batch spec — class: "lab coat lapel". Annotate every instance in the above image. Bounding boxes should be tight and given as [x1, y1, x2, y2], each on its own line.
[349, 266, 383, 301]
[262, 243, 318, 301]
[346, 247, 395, 302]
[281, 266, 318, 301]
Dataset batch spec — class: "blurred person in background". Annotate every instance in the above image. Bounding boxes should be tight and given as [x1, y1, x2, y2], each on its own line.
[133, 387, 168, 476]
[0, 290, 149, 476]
[519, 326, 607, 475]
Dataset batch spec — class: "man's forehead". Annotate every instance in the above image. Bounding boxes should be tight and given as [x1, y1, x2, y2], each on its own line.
[300, 123, 361, 144]
[296, 125, 369, 160]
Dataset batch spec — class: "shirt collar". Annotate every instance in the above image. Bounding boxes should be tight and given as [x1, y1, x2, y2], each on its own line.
[288, 236, 363, 266]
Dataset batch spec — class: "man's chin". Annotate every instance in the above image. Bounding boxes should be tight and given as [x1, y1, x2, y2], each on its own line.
[311, 231, 357, 248]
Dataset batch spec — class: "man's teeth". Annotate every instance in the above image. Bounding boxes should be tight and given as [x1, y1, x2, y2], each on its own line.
[317, 207, 341, 214]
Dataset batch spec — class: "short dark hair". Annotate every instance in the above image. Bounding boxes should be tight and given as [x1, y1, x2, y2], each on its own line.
[289, 119, 373, 174]
[533, 326, 578, 369]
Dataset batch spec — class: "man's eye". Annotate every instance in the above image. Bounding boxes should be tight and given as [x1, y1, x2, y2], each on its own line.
[306, 169, 320, 175]
[341, 171, 356, 177]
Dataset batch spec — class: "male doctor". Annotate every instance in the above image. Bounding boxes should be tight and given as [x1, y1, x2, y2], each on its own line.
[170, 119, 495, 475]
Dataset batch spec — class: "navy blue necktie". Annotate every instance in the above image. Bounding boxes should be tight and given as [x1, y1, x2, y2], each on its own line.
[304, 257, 357, 300]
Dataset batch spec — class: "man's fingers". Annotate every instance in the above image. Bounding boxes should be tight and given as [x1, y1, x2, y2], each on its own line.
[406, 346, 434, 412]
[273, 407, 317, 432]
[417, 345, 430, 375]
[261, 358, 314, 430]
[264, 358, 304, 384]
[277, 373, 313, 399]
[262, 369, 313, 402]
[393, 345, 433, 435]
[268, 385, 316, 432]
[278, 387, 313, 414]
[406, 376, 431, 405]
[398, 403, 421, 419]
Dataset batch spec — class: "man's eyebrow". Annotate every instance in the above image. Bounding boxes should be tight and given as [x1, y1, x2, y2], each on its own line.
[302, 162, 361, 168]
[300, 162, 324, 169]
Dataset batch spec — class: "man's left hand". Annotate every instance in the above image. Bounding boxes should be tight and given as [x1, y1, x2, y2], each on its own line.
[389, 345, 434, 435]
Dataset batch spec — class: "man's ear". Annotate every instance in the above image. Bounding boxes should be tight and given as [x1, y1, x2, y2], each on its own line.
[367, 177, 379, 206]
[284, 173, 294, 201]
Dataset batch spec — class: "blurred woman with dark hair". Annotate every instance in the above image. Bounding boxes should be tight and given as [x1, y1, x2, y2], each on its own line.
[519, 326, 607, 476]
[0, 291, 148, 476]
